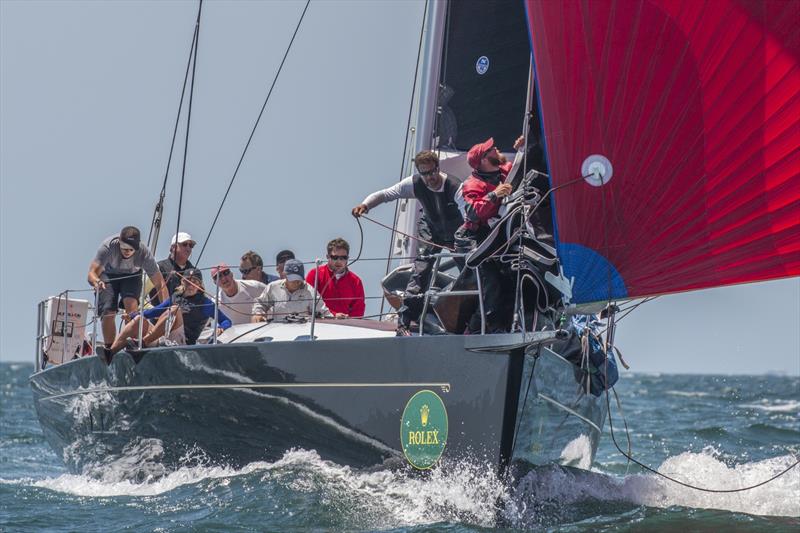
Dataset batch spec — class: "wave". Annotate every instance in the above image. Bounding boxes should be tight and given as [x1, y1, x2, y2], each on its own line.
[3, 447, 797, 529]
[739, 400, 800, 413]
[508, 448, 800, 522]
[2, 449, 507, 529]
[665, 390, 711, 398]
[745, 423, 800, 439]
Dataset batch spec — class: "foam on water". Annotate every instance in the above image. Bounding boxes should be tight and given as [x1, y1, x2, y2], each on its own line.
[636, 449, 800, 516]
[665, 390, 711, 398]
[4, 445, 797, 529]
[507, 448, 799, 522]
[3, 449, 507, 529]
[739, 400, 800, 413]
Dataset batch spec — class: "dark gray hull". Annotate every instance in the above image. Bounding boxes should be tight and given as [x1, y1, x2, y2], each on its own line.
[30, 333, 606, 474]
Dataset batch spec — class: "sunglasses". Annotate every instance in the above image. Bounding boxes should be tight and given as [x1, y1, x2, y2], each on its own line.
[120, 245, 135, 253]
[482, 147, 496, 157]
[212, 270, 232, 281]
[418, 168, 438, 177]
[239, 267, 256, 275]
[177, 242, 195, 248]
[329, 255, 348, 261]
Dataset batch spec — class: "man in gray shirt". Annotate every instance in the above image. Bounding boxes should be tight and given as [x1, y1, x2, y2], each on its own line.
[251, 259, 332, 322]
[87, 226, 168, 350]
[352, 150, 463, 332]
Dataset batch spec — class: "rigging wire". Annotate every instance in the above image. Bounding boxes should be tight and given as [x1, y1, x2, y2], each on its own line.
[146, 14, 200, 250]
[361, 214, 454, 252]
[195, 0, 311, 265]
[599, 303, 799, 492]
[379, 0, 430, 317]
[348, 215, 364, 267]
[590, 156, 800, 492]
[174, 0, 204, 251]
[603, 371, 800, 492]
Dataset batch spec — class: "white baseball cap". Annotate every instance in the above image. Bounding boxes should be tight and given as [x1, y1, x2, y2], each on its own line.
[171, 232, 196, 245]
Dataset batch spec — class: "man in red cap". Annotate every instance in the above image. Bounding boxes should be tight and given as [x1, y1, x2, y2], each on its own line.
[457, 136, 524, 241]
[456, 136, 524, 333]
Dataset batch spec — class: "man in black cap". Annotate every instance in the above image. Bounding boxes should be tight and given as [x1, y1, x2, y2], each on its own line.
[87, 226, 167, 350]
[352, 150, 463, 333]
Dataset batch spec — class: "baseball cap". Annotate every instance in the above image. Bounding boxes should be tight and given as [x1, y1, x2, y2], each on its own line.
[467, 137, 495, 170]
[183, 268, 203, 281]
[120, 226, 141, 250]
[283, 259, 305, 281]
[171, 232, 196, 246]
[211, 262, 231, 279]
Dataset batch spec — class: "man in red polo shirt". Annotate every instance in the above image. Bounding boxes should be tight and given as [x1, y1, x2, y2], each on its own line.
[306, 238, 366, 318]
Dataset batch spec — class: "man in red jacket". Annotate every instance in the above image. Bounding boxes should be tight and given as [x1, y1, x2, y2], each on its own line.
[456, 137, 519, 242]
[306, 238, 366, 318]
[456, 136, 524, 333]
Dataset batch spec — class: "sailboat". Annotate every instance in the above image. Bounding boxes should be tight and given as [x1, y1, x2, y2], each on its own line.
[30, 0, 799, 479]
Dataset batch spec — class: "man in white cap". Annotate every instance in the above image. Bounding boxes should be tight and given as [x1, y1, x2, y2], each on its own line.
[154, 231, 199, 305]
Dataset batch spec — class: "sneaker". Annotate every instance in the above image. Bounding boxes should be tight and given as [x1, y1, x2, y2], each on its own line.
[395, 325, 411, 337]
[157, 337, 178, 347]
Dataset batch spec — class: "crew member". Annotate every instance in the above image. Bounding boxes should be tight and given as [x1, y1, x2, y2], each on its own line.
[352, 150, 462, 332]
[456, 136, 524, 333]
[305, 238, 365, 318]
[275, 250, 295, 279]
[252, 259, 332, 322]
[152, 232, 199, 305]
[87, 226, 167, 350]
[103, 269, 231, 359]
[212, 262, 267, 325]
[240, 250, 279, 285]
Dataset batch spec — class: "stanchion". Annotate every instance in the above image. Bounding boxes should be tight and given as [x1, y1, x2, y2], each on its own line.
[310, 259, 320, 341]
[212, 278, 220, 343]
[92, 287, 99, 357]
[137, 270, 147, 349]
[62, 290, 69, 362]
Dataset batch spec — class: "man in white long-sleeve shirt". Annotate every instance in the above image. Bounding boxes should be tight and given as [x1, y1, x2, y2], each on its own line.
[352, 150, 464, 333]
[251, 259, 332, 322]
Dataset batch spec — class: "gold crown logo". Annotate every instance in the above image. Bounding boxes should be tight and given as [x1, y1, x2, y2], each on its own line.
[420, 404, 430, 427]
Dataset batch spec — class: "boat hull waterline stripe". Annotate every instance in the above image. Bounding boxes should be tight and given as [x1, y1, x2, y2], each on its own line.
[41, 381, 453, 401]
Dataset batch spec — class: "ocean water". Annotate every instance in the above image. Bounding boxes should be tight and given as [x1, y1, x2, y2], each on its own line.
[1, 362, 798, 532]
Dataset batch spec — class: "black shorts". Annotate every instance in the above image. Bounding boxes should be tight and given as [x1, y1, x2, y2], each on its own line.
[97, 272, 143, 316]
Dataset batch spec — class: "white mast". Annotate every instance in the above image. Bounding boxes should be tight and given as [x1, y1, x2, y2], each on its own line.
[391, 0, 448, 260]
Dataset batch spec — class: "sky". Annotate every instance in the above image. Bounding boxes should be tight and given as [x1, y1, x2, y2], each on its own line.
[1, 0, 798, 375]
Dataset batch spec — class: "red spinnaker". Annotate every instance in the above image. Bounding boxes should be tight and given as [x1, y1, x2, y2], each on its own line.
[525, 0, 800, 303]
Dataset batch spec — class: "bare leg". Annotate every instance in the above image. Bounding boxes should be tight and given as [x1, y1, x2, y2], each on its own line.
[122, 296, 139, 316]
[101, 313, 117, 347]
[142, 307, 183, 346]
[110, 316, 152, 354]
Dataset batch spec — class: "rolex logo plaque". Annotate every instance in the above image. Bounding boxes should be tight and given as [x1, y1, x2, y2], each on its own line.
[401, 390, 448, 469]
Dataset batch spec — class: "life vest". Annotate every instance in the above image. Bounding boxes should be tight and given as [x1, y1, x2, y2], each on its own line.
[411, 173, 463, 245]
